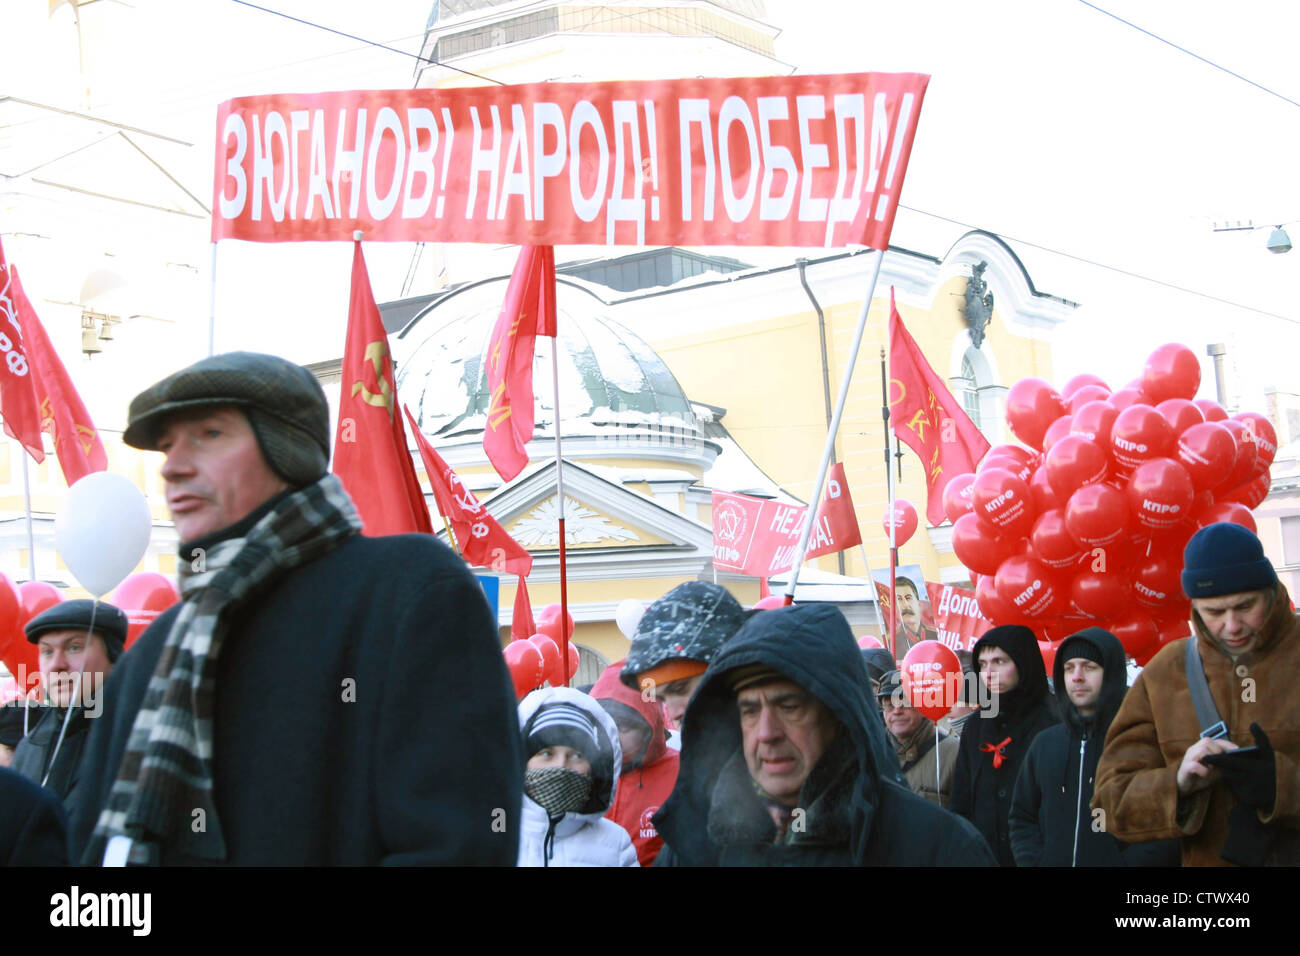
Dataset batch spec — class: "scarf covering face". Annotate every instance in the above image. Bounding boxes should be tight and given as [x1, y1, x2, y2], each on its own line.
[91, 474, 361, 865]
[524, 767, 594, 817]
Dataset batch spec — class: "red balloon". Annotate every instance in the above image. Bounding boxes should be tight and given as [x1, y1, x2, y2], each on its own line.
[1005, 378, 1067, 451]
[1109, 405, 1174, 479]
[753, 595, 787, 611]
[980, 453, 1035, 487]
[19, 580, 62, 623]
[1027, 464, 1063, 514]
[995, 555, 1066, 620]
[0, 573, 20, 642]
[537, 603, 575, 643]
[1041, 415, 1074, 453]
[883, 499, 919, 547]
[985, 444, 1038, 469]
[565, 641, 581, 685]
[1038, 640, 1059, 674]
[1061, 373, 1110, 399]
[1070, 400, 1120, 449]
[1126, 458, 1195, 533]
[1175, 422, 1236, 491]
[1142, 344, 1201, 404]
[1065, 483, 1130, 549]
[900, 641, 963, 722]
[1193, 399, 1228, 422]
[1196, 501, 1257, 535]
[528, 634, 562, 686]
[504, 640, 545, 698]
[1030, 509, 1085, 571]
[1112, 614, 1160, 661]
[1232, 412, 1278, 475]
[112, 572, 181, 648]
[971, 468, 1036, 539]
[1108, 388, 1146, 412]
[858, 634, 885, 650]
[1155, 399, 1204, 437]
[975, 574, 1019, 624]
[942, 472, 977, 524]
[1067, 385, 1111, 415]
[1220, 474, 1271, 510]
[1071, 570, 1129, 620]
[1133, 552, 1183, 611]
[1044, 434, 1109, 501]
[953, 513, 1019, 576]
[1218, 420, 1258, 492]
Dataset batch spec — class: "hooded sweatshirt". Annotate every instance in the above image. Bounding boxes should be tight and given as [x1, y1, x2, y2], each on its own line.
[950, 625, 1059, 866]
[592, 662, 679, 866]
[653, 604, 995, 866]
[1010, 628, 1143, 866]
[517, 687, 639, 867]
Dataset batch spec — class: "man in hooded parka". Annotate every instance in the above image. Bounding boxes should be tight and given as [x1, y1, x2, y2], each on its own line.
[653, 603, 995, 866]
[950, 624, 1059, 866]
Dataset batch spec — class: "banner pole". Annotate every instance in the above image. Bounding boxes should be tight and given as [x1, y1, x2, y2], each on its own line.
[442, 515, 460, 555]
[882, 346, 898, 658]
[21, 454, 37, 582]
[858, 543, 888, 636]
[552, 336, 571, 685]
[782, 249, 884, 606]
[207, 241, 218, 357]
[935, 724, 943, 808]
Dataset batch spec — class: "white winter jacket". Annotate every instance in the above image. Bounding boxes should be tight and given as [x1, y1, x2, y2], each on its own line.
[517, 687, 639, 867]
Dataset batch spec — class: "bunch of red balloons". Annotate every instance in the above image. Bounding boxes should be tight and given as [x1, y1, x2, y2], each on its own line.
[945, 343, 1276, 665]
[503, 603, 581, 698]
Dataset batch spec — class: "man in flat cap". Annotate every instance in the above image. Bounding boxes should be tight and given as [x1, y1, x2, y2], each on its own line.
[10, 599, 126, 804]
[69, 351, 522, 866]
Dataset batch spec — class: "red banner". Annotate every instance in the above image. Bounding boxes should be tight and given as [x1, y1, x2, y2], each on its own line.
[0, 242, 44, 461]
[211, 73, 928, 249]
[712, 465, 862, 576]
[889, 291, 990, 526]
[925, 582, 992, 651]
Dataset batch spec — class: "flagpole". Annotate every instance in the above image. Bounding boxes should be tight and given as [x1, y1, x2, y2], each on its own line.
[782, 250, 884, 606]
[21, 455, 37, 582]
[883, 346, 898, 658]
[442, 516, 460, 555]
[551, 337, 571, 685]
[207, 241, 218, 357]
[857, 542, 888, 636]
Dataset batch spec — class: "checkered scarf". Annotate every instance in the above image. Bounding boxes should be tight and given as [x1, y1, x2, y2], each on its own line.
[90, 474, 361, 865]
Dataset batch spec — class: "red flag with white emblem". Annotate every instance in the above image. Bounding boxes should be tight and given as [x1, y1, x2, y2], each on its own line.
[0, 240, 45, 461]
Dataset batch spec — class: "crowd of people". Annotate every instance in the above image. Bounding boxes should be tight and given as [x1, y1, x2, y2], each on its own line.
[1, 351, 1297, 867]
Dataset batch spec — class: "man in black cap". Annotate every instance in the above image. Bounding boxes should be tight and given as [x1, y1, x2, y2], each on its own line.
[10, 600, 126, 804]
[1095, 522, 1300, 866]
[68, 351, 522, 866]
[653, 604, 995, 865]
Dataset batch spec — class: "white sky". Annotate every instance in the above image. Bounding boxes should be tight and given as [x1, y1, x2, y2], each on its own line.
[5, 0, 1300, 416]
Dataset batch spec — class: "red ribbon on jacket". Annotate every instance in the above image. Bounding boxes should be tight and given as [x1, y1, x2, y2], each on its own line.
[981, 736, 1012, 770]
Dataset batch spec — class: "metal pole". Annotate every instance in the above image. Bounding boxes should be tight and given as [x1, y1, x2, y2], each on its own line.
[882, 348, 898, 658]
[782, 250, 885, 606]
[857, 542, 888, 635]
[207, 241, 218, 357]
[21, 455, 37, 582]
[552, 337, 571, 685]
[935, 723, 943, 808]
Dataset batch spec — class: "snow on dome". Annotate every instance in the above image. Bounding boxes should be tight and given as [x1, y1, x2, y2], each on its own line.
[395, 278, 701, 442]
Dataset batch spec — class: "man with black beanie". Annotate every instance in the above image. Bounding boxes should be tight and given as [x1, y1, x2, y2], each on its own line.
[1095, 522, 1300, 865]
[10, 600, 126, 804]
[949, 623, 1059, 865]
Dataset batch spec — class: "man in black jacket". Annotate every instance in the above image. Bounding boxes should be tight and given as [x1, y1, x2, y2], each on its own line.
[1009, 627, 1176, 866]
[950, 624, 1059, 866]
[68, 352, 522, 866]
[0, 766, 68, 865]
[10, 601, 126, 805]
[654, 603, 995, 865]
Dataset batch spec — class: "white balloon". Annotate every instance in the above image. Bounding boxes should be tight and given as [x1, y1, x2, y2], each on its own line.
[615, 598, 646, 640]
[55, 472, 153, 597]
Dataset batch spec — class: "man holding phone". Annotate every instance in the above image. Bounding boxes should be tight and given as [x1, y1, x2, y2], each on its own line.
[1094, 523, 1300, 865]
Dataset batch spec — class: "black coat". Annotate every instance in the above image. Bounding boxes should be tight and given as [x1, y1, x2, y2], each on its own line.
[10, 706, 94, 805]
[1009, 628, 1180, 867]
[0, 765, 68, 865]
[654, 604, 995, 866]
[68, 530, 523, 865]
[950, 626, 1059, 866]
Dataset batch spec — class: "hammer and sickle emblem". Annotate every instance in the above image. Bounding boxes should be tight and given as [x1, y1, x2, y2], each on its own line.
[351, 340, 395, 421]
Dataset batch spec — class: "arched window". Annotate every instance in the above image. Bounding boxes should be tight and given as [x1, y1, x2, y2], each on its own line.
[960, 354, 981, 430]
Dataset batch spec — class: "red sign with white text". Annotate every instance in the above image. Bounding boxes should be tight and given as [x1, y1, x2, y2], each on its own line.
[925, 582, 993, 651]
[212, 73, 928, 248]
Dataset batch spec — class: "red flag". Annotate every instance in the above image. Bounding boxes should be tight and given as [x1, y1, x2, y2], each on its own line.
[333, 241, 433, 536]
[0, 240, 45, 461]
[888, 290, 991, 526]
[512, 577, 536, 642]
[483, 246, 556, 482]
[404, 404, 533, 577]
[10, 269, 107, 484]
[806, 462, 863, 559]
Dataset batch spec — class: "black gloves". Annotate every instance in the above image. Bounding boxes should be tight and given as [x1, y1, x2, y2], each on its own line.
[1216, 723, 1277, 814]
[1221, 804, 1275, 866]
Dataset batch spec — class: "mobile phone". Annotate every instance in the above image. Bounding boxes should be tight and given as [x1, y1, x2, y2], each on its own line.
[1202, 746, 1261, 768]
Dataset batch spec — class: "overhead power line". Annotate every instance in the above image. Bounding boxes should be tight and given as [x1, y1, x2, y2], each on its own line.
[1076, 0, 1300, 111]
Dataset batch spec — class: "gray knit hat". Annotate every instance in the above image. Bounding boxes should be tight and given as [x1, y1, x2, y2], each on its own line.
[124, 351, 330, 487]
